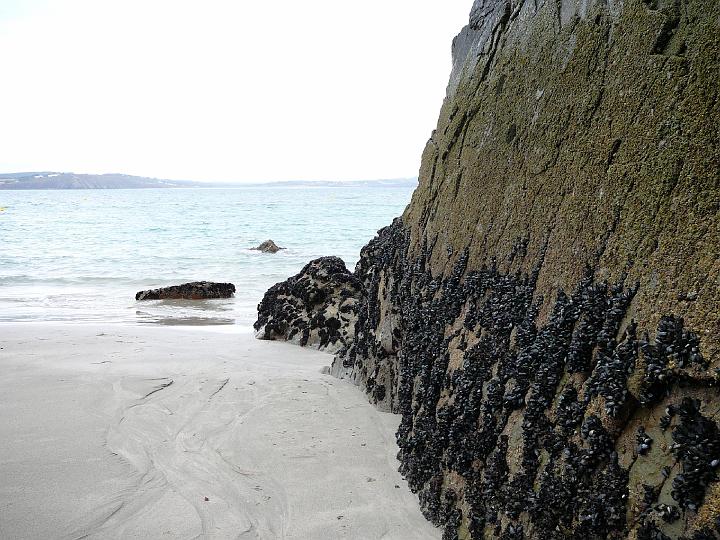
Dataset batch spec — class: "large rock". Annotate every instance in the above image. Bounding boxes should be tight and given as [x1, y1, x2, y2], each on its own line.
[135, 281, 235, 300]
[258, 1, 720, 538]
[254, 257, 360, 353]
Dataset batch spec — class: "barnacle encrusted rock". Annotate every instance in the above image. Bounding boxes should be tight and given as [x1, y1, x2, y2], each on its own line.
[334, 225, 718, 538]
[256, 0, 719, 537]
[254, 256, 360, 353]
[135, 281, 235, 300]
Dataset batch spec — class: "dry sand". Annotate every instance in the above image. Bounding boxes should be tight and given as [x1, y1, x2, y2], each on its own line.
[0, 324, 439, 540]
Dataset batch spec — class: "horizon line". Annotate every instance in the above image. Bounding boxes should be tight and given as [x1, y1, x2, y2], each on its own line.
[0, 170, 419, 185]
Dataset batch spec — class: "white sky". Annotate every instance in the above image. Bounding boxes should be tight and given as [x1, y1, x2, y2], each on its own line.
[0, 1, 470, 182]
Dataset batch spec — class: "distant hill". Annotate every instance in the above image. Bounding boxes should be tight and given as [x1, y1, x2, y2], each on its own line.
[0, 172, 418, 190]
[0, 172, 204, 189]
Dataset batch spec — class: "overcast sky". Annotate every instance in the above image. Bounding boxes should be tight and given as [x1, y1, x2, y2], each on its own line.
[0, 1, 470, 182]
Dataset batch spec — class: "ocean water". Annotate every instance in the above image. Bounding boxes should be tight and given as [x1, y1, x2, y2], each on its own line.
[0, 186, 414, 329]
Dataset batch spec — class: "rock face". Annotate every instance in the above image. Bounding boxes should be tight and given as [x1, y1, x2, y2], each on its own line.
[257, 1, 719, 538]
[135, 281, 235, 301]
[251, 240, 284, 253]
[254, 257, 360, 353]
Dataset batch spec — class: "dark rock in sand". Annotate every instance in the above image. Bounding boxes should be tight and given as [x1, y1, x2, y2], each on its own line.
[252, 240, 284, 253]
[254, 256, 360, 353]
[135, 281, 235, 301]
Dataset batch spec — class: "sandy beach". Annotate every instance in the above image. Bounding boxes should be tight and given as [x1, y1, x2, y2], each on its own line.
[0, 324, 438, 540]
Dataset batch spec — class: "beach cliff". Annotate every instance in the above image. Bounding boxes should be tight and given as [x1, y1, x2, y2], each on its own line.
[256, 0, 720, 537]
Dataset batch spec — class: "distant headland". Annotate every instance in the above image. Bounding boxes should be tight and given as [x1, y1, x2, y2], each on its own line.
[0, 172, 417, 190]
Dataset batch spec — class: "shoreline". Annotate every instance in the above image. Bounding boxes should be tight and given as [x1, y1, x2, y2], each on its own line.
[0, 323, 438, 539]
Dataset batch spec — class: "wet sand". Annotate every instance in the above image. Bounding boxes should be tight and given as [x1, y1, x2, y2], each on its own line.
[0, 324, 438, 539]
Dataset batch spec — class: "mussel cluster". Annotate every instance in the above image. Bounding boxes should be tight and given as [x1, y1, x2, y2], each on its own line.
[670, 398, 720, 512]
[333, 220, 718, 539]
[254, 256, 360, 350]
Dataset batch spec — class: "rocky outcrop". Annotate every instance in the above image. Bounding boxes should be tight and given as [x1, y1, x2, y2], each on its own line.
[135, 281, 235, 300]
[254, 257, 360, 353]
[257, 0, 719, 538]
[335, 220, 719, 539]
[251, 240, 285, 253]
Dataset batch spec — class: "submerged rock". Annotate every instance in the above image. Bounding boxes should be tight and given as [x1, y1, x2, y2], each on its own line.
[251, 240, 284, 253]
[254, 256, 360, 353]
[135, 281, 235, 300]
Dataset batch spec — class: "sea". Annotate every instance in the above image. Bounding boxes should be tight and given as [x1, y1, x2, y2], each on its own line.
[0, 186, 414, 330]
